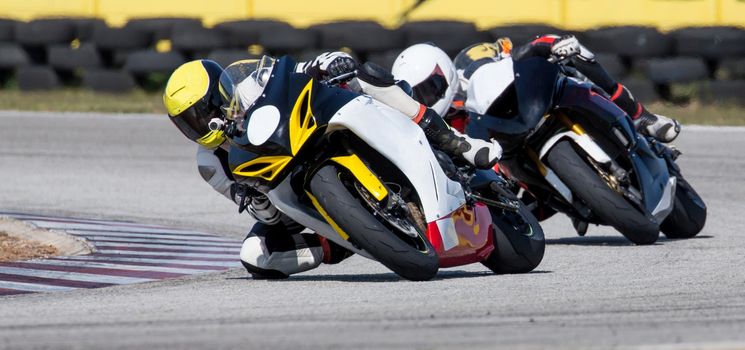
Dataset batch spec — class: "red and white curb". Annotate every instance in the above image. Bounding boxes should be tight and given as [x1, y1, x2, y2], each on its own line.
[0, 212, 242, 296]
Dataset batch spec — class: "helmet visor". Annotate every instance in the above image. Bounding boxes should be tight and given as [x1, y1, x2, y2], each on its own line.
[171, 100, 222, 142]
[412, 73, 448, 107]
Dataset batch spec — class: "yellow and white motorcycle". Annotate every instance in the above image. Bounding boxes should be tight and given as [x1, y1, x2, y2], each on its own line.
[215, 56, 545, 281]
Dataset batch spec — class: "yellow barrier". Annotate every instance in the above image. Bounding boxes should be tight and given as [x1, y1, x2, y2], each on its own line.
[0, 0, 95, 21]
[0, 0, 743, 29]
[252, 0, 415, 27]
[96, 0, 249, 27]
[406, 0, 563, 28]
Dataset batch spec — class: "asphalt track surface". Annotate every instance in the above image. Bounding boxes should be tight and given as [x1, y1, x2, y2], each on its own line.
[0, 111, 744, 349]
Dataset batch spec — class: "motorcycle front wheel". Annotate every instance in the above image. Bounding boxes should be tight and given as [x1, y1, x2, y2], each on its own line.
[546, 140, 660, 245]
[309, 164, 439, 281]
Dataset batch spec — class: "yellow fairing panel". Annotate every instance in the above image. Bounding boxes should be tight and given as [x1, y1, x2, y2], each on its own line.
[233, 156, 292, 181]
[289, 79, 318, 156]
[306, 192, 350, 240]
[331, 155, 388, 202]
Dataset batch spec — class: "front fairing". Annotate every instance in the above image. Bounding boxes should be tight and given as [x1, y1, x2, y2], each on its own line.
[227, 56, 358, 185]
[467, 57, 561, 153]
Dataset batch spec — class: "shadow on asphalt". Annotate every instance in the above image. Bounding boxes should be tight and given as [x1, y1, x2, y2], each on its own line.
[546, 234, 713, 246]
[228, 269, 552, 283]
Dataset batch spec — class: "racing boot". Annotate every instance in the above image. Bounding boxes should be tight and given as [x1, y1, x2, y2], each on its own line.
[417, 108, 502, 169]
[610, 83, 680, 142]
[634, 112, 681, 143]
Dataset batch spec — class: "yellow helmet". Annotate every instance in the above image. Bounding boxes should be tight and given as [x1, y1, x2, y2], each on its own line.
[163, 59, 227, 148]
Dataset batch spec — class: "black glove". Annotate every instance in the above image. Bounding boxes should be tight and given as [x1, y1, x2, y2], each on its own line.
[305, 52, 357, 80]
[230, 183, 262, 214]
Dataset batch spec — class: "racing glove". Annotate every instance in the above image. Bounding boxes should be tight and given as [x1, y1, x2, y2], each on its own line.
[230, 183, 281, 224]
[550, 35, 581, 58]
[300, 51, 357, 81]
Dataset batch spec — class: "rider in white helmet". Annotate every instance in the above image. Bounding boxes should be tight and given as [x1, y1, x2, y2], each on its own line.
[453, 36, 680, 143]
[389, 43, 501, 167]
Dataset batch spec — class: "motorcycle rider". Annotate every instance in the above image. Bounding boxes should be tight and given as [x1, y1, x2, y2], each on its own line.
[163, 52, 502, 278]
[454, 35, 681, 142]
[164, 59, 354, 279]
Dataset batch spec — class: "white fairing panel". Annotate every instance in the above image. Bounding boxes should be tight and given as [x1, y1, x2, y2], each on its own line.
[539, 131, 612, 165]
[246, 105, 281, 146]
[465, 58, 515, 115]
[652, 176, 677, 222]
[328, 95, 466, 222]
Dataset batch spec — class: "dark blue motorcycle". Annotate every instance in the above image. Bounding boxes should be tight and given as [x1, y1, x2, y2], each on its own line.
[465, 57, 706, 244]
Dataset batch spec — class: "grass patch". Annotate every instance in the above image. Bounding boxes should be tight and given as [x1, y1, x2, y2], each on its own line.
[0, 89, 743, 125]
[0, 89, 165, 114]
[648, 102, 745, 126]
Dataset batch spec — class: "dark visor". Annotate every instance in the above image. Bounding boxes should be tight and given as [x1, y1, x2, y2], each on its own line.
[171, 101, 221, 141]
[412, 72, 448, 107]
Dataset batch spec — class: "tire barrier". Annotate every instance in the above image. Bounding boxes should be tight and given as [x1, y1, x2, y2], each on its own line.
[0, 212, 241, 296]
[81, 69, 136, 93]
[642, 57, 710, 84]
[16, 66, 60, 90]
[0, 16, 743, 106]
[581, 26, 672, 58]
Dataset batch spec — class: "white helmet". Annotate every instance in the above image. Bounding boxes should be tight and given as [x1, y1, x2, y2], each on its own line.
[391, 43, 458, 116]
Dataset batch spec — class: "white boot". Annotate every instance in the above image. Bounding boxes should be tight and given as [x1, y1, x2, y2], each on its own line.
[453, 130, 502, 169]
[636, 113, 681, 143]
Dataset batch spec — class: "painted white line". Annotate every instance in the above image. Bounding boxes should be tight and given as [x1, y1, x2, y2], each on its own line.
[57, 256, 241, 267]
[67, 230, 238, 242]
[27, 260, 219, 274]
[94, 250, 238, 259]
[92, 242, 241, 252]
[79, 235, 241, 247]
[684, 125, 745, 132]
[28, 221, 207, 236]
[0, 267, 152, 284]
[0, 281, 75, 293]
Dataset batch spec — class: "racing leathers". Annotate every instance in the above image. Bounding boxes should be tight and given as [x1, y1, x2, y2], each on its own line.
[513, 34, 680, 142]
[197, 145, 351, 279]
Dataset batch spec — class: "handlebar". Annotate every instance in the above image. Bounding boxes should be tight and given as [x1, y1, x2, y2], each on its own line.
[321, 71, 358, 85]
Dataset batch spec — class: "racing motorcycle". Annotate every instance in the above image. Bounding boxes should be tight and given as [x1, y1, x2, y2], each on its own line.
[214, 56, 545, 280]
[464, 56, 706, 244]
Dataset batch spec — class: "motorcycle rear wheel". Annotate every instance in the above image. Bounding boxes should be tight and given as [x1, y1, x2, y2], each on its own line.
[546, 140, 660, 245]
[660, 176, 707, 238]
[309, 164, 439, 281]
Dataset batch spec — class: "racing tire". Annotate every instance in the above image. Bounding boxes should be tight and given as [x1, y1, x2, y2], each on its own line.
[124, 18, 202, 41]
[671, 26, 745, 59]
[48, 44, 102, 70]
[660, 176, 707, 239]
[14, 19, 76, 46]
[16, 66, 60, 90]
[0, 43, 30, 69]
[698, 80, 745, 106]
[309, 165, 439, 281]
[310, 21, 404, 53]
[581, 26, 672, 57]
[546, 140, 659, 245]
[82, 69, 136, 93]
[399, 21, 491, 56]
[260, 27, 319, 54]
[642, 58, 709, 84]
[481, 202, 545, 274]
[92, 27, 152, 50]
[0, 19, 17, 42]
[620, 78, 660, 103]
